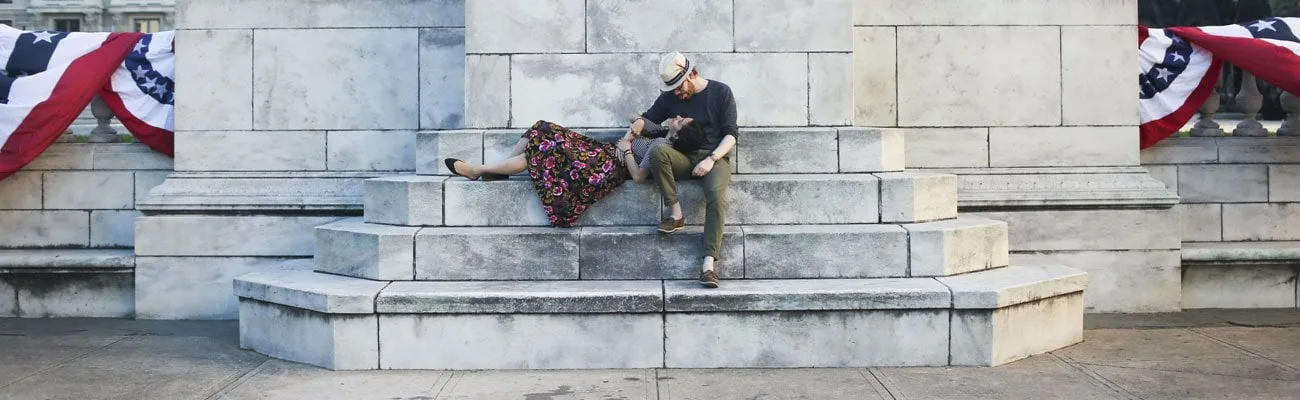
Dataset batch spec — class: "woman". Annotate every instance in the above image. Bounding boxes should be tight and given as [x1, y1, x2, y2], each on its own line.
[446, 117, 699, 227]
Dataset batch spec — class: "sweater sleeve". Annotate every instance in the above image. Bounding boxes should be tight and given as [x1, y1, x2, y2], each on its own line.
[718, 85, 739, 140]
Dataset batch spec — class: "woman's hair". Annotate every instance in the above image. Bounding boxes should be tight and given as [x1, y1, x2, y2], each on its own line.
[671, 120, 707, 152]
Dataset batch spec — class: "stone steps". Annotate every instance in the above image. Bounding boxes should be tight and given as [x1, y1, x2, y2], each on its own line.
[364, 172, 958, 226]
[312, 217, 1009, 281]
[233, 263, 1088, 370]
[416, 126, 904, 176]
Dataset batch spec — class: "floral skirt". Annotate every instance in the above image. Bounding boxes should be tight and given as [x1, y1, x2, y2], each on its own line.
[523, 120, 629, 227]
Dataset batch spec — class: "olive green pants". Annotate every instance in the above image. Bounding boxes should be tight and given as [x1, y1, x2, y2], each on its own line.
[650, 146, 731, 259]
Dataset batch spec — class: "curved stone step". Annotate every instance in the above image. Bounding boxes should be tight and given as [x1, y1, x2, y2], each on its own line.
[361, 172, 958, 226]
[417, 126, 904, 176]
[233, 263, 1087, 369]
[312, 217, 1008, 281]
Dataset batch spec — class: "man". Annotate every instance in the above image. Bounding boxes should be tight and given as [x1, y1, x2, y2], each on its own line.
[628, 52, 738, 289]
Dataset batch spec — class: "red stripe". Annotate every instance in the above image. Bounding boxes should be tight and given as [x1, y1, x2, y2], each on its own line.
[1140, 55, 1223, 149]
[1169, 26, 1300, 94]
[1138, 25, 1150, 45]
[0, 32, 143, 181]
[97, 87, 173, 156]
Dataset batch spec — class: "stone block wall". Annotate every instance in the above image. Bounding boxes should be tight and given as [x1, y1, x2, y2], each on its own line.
[464, 0, 854, 129]
[0, 143, 171, 249]
[1143, 137, 1300, 242]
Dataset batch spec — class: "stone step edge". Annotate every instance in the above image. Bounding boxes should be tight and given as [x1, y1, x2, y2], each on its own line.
[234, 264, 1083, 315]
[0, 249, 135, 273]
[1181, 241, 1300, 265]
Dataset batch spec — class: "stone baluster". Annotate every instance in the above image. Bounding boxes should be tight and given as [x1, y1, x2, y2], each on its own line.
[87, 95, 120, 143]
[1232, 73, 1268, 137]
[1189, 90, 1225, 137]
[1278, 91, 1300, 136]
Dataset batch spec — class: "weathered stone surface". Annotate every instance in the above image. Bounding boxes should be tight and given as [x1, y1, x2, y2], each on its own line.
[510, 53, 659, 128]
[1011, 250, 1181, 313]
[735, 0, 850, 51]
[948, 167, 1179, 209]
[578, 226, 743, 280]
[1182, 265, 1297, 309]
[415, 129, 483, 175]
[743, 225, 908, 278]
[0, 172, 40, 209]
[839, 127, 904, 173]
[363, 176, 444, 226]
[1179, 203, 1222, 242]
[950, 293, 1084, 366]
[136, 257, 312, 320]
[665, 310, 949, 368]
[419, 28, 466, 130]
[235, 268, 387, 314]
[694, 52, 810, 127]
[989, 127, 1138, 167]
[466, 0, 583, 53]
[1182, 241, 1300, 263]
[0, 211, 88, 248]
[376, 280, 663, 313]
[1144, 165, 1177, 193]
[852, 0, 1136, 26]
[664, 279, 950, 311]
[586, 0, 732, 53]
[10, 272, 133, 318]
[853, 27, 897, 126]
[903, 128, 989, 168]
[906, 218, 1009, 276]
[736, 128, 838, 173]
[810, 52, 854, 126]
[1178, 165, 1268, 203]
[327, 131, 416, 171]
[972, 209, 1180, 251]
[1269, 165, 1300, 202]
[937, 264, 1088, 309]
[1223, 204, 1300, 241]
[416, 227, 579, 280]
[134, 171, 170, 204]
[135, 215, 344, 256]
[314, 219, 420, 281]
[90, 143, 174, 170]
[379, 314, 663, 369]
[177, 0, 465, 29]
[464, 56, 510, 128]
[254, 29, 418, 130]
[0, 278, 13, 317]
[0, 249, 134, 271]
[90, 210, 140, 248]
[175, 131, 327, 172]
[443, 178, 660, 226]
[43, 172, 134, 209]
[239, 299, 379, 370]
[1218, 137, 1300, 163]
[680, 175, 880, 225]
[27, 144, 93, 170]
[898, 26, 1060, 127]
[877, 172, 958, 223]
[1062, 26, 1136, 126]
[1140, 137, 1218, 164]
[174, 30, 251, 131]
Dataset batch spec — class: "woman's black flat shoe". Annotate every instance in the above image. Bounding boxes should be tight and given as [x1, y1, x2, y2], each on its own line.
[444, 158, 473, 179]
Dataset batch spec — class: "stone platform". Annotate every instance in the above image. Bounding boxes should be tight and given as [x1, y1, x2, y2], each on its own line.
[233, 124, 1089, 370]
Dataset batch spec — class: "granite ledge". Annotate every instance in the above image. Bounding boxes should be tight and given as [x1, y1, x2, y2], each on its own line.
[936, 264, 1088, 309]
[233, 269, 387, 314]
[1183, 241, 1300, 264]
[663, 279, 951, 312]
[376, 280, 663, 314]
[0, 249, 135, 273]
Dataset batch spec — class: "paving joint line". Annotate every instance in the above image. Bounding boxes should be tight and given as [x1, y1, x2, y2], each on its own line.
[203, 358, 273, 400]
[858, 368, 897, 400]
[864, 368, 904, 400]
[0, 335, 130, 391]
[1188, 328, 1299, 372]
[1050, 353, 1141, 400]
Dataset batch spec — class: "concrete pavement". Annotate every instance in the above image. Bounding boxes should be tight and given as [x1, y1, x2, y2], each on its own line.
[1, 310, 1298, 399]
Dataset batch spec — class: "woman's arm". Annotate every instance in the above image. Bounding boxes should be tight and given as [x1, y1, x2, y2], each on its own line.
[616, 134, 650, 182]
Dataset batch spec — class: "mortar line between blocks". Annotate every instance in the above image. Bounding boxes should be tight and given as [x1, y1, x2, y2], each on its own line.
[893, 26, 899, 127]
[1058, 26, 1064, 127]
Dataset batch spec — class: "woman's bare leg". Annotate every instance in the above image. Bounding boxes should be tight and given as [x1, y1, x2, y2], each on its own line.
[507, 138, 528, 157]
[472, 154, 527, 176]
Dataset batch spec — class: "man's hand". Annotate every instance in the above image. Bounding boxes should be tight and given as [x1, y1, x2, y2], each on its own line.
[628, 114, 646, 135]
[692, 158, 715, 177]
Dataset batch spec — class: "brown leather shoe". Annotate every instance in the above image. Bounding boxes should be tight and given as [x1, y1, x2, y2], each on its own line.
[698, 270, 720, 288]
[657, 217, 685, 233]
